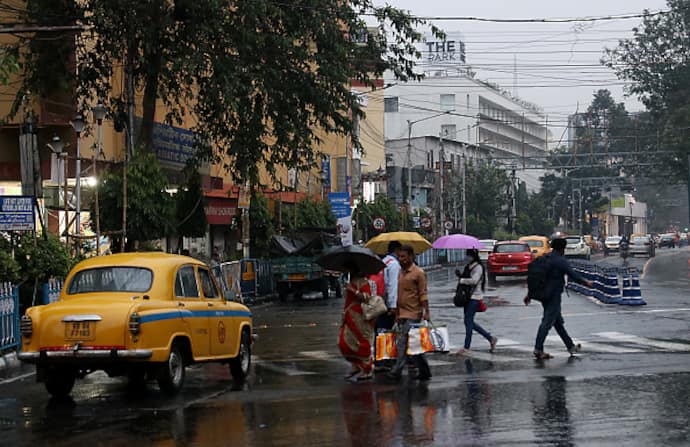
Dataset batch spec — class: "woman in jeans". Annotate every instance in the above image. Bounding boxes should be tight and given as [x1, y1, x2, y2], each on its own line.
[455, 248, 497, 355]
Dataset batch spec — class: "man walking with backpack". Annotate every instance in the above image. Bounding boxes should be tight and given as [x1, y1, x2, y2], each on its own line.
[525, 238, 593, 360]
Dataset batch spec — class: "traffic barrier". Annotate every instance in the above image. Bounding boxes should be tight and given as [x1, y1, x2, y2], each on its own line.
[42, 278, 64, 305]
[0, 282, 19, 352]
[620, 273, 647, 306]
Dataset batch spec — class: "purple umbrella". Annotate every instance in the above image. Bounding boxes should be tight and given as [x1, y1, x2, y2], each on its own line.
[432, 234, 483, 250]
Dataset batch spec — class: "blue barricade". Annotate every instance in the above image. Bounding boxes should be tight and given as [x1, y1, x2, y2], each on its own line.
[0, 283, 19, 352]
[567, 260, 646, 306]
[42, 278, 64, 305]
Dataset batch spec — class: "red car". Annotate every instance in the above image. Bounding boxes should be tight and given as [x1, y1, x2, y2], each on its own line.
[487, 241, 533, 284]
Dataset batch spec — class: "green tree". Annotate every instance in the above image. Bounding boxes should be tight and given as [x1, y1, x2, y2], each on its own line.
[464, 161, 510, 238]
[283, 198, 336, 231]
[95, 149, 174, 251]
[16, 1, 441, 185]
[249, 194, 274, 258]
[603, 1, 690, 182]
[175, 168, 207, 251]
[355, 195, 409, 241]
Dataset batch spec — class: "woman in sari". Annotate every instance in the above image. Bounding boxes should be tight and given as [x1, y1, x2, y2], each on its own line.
[338, 263, 375, 381]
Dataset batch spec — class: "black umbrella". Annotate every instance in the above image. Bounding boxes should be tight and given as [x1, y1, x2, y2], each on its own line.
[316, 245, 385, 276]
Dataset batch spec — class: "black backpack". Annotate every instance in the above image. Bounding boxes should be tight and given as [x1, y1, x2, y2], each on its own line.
[453, 263, 481, 307]
[527, 254, 552, 302]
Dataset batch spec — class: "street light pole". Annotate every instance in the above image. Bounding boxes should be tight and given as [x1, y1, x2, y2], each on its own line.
[93, 103, 106, 256]
[71, 114, 86, 254]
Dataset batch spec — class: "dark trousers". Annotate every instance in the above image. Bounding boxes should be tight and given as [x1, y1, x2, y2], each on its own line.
[390, 318, 431, 378]
[534, 296, 574, 353]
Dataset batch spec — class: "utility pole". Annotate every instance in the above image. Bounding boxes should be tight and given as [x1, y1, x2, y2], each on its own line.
[406, 120, 412, 226]
[462, 154, 467, 234]
[438, 132, 444, 236]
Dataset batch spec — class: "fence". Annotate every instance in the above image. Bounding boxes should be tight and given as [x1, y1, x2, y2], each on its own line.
[0, 283, 19, 352]
[567, 260, 646, 306]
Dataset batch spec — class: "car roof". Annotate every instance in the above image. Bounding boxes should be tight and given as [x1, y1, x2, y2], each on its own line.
[496, 240, 529, 245]
[519, 235, 548, 241]
[73, 252, 206, 270]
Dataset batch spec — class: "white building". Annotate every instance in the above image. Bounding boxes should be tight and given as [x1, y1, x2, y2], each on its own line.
[384, 33, 552, 196]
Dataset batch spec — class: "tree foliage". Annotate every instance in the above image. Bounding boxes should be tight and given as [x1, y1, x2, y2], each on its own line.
[175, 168, 207, 241]
[603, 1, 690, 182]
[283, 198, 336, 231]
[355, 195, 409, 241]
[15, 1, 441, 186]
[95, 150, 174, 250]
[464, 161, 510, 238]
[249, 195, 274, 258]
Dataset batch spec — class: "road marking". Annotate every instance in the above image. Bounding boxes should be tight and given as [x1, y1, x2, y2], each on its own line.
[593, 332, 690, 351]
[545, 335, 644, 353]
[300, 350, 336, 360]
[252, 357, 317, 376]
[0, 371, 33, 386]
[445, 346, 525, 362]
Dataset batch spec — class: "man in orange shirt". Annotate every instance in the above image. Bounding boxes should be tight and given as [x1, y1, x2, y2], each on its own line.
[386, 245, 431, 382]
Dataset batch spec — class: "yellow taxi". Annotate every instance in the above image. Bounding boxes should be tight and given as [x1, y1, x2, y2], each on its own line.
[519, 235, 551, 258]
[19, 252, 253, 398]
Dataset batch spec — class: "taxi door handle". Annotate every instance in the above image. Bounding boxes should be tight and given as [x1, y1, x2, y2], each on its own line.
[208, 303, 214, 307]
[178, 302, 185, 307]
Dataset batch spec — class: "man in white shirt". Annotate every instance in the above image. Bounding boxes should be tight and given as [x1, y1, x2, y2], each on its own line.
[374, 241, 401, 371]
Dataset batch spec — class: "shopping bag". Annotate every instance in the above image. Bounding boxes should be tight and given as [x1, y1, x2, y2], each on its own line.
[375, 331, 398, 361]
[407, 325, 435, 355]
[425, 324, 450, 353]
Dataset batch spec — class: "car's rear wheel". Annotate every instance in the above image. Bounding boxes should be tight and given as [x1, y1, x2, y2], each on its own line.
[45, 368, 76, 398]
[157, 343, 185, 395]
[229, 330, 251, 382]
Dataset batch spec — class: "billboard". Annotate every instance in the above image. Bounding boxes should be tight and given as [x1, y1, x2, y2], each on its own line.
[0, 196, 35, 231]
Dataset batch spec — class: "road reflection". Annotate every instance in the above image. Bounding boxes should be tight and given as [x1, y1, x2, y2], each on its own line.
[531, 376, 574, 447]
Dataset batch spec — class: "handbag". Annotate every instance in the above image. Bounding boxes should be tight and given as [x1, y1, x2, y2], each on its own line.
[406, 321, 450, 355]
[362, 295, 387, 320]
[476, 299, 488, 312]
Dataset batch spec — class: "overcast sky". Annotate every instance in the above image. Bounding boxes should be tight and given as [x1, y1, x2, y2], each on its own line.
[375, 0, 668, 126]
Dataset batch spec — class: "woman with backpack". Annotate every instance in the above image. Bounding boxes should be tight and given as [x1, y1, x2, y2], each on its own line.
[455, 248, 498, 356]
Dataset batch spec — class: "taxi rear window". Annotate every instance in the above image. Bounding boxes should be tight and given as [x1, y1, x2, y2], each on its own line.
[525, 240, 544, 247]
[67, 267, 153, 294]
[495, 244, 530, 253]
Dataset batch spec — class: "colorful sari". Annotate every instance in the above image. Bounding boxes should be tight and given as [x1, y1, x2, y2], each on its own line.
[338, 279, 375, 374]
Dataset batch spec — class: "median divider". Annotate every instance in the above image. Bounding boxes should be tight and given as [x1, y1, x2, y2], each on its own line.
[566, 260, 646, 306]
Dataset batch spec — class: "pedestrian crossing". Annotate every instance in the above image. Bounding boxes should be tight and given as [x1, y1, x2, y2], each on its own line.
[252, 331, 690, 373]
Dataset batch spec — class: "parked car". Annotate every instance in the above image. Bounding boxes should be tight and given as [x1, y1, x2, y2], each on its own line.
[487, 241, 533, 284]
[478, 239, 498, 263]
[564, 235, 591, 260]
[629, 235, 655, 257]
[658, 233, 676, 248]
[604, 235, 622, 255]
[19, 253, 253, 398]
[519, 235, 551, 258]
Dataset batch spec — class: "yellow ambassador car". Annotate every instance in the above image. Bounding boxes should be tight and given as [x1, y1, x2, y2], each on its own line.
[519, 235, 551, 258]
[19, 252, 253, 398]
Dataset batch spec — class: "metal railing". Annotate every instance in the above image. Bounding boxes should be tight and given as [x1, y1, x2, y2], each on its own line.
[0, 283, 19, 352]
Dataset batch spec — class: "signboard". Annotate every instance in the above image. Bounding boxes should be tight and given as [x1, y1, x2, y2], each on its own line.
[328, 192, 351, 219]
[205, 199, 237, 225]
[321, 155, 331, 189]
[415, 32, 467, 71]
[0, 196, 35, 231]
[238, 186, 251, 209]
[420, 217, 432, 230]
[611, 196, 625, 208]
[444, 220, 453, 230]
[373, 217, 386, 232]
[151, 122, 196, 168]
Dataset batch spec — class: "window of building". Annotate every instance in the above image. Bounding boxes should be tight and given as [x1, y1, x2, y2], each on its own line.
[441, 124, 456, 139]
[384, 97, 399, 113]
[440, 94, 455, 111]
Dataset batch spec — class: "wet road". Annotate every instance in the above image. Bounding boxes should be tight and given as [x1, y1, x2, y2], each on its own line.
[2, 248, 689, 446]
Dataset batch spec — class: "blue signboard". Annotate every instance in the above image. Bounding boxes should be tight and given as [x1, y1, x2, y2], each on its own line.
[0, 196, 35, 231]
[321, 155, 331, 188]
[328, 192, 350, 219]
[151, 122, 196, 167]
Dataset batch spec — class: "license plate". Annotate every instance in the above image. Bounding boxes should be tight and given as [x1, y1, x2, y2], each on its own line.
[503, 266, 518, 271]
[65, 321, 95, 340]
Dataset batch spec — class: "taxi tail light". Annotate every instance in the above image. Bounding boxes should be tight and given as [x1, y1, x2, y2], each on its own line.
[20, 315, 32, 337]
[129, 312, 141, 335]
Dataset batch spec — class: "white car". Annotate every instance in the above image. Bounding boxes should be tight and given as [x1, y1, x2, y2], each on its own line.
[564, 235, 591, 260]
[478, 239, 497, 262]
[605, 235, 622, 254]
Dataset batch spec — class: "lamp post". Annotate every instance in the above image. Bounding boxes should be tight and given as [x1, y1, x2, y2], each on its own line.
[93, 103, 106, 256]
[71, 114, 86, 254]
[47, 135, 65, 239]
